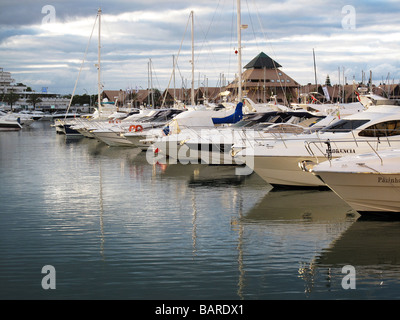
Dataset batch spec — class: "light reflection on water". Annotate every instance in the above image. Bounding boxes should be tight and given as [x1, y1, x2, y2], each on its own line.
[1, 122, 400, 300]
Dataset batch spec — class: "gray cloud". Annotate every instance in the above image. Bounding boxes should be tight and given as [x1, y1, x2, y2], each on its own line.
[1, 0, 400, 94]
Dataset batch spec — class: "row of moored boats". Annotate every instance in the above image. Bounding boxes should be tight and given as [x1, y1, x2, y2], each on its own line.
[53, 93, 400, 218]
[0, 109, 81, 131]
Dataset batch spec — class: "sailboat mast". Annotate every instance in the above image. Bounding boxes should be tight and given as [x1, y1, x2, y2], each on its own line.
[313, 48, 317, 91]
[173, 55, 176, 106]
[191, 11, 195, 106]
[237, 0, 242, 102]
[97, 8, 102, 113]
[150, 58, 154, 107]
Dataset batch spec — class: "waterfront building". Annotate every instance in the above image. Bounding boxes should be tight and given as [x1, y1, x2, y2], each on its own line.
[226, 52, 300, 105]
[0, 67, 27, 95]
[0, 67, 70, 111]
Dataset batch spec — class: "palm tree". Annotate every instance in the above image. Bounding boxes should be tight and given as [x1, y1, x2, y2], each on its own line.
[27, 95, 42, 110]
[4, 91, 20, 112]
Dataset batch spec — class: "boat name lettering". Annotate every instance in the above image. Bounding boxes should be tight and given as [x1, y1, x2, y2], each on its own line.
[378, 176, 400, 184]
[326, 148, 356, 154]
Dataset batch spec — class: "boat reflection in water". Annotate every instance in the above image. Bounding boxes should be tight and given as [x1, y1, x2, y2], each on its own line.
[241, 187, 362, 297]
[312, 220, 400, 298]
[248, 188, 400, 298]
[46, 130, 400, 299]
[244, 188, 358, 222]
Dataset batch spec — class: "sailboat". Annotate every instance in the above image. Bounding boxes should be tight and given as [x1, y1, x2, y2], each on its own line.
[100, 9, 244, 151]
[149, 1, 249, 160]
[55, 8, 119, 137]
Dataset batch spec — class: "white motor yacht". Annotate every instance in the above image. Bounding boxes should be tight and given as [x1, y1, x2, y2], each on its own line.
[310, 149, 400, 217]
[18, 110, 45, 121]
[175, 98, 365, 166]
[150, 102, 248, 160]
[0, 115, 22, 131]
[182, 111, 328, 165]
[234, 104, 400, 187]
[0, 110, 35, 127]
[91, 109, 184, 146]
[71, 109, 146, 139]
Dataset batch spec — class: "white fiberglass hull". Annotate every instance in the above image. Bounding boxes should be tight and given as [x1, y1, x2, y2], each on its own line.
[184, 142, 237, 165]
[92, 130, 134, 147]
[253, 155, 326, 187]
[156, 141, 201, 163]
[311, 150, 400, 216]
[250, 136, 400, 187]
[124, 134, 148, 148]
[152, 133, 198, 163]
[313, 171, 400, 215]
[76, 127, 96, 138]
[0, 124, 22, 131]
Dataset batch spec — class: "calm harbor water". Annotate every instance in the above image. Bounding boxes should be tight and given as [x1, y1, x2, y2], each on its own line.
[1, 121, 400, 300]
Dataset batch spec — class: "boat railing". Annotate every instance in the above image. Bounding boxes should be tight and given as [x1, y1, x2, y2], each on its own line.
[304, 137, 399, 165]
[251, 126, 400, 148]
[365, 141, 384, 166]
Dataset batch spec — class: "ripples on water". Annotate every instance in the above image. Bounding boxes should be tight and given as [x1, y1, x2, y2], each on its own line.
[1, 122, 400, 300]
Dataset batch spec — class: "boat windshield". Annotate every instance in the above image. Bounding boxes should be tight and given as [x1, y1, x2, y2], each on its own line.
[358, 120, 400, 137]
[232, 112, 321, 129]
[231, 113, 274, 128]
[142, 110, 183, 122]
[321, 119, 370, 133]
[231, 112, 288, 128]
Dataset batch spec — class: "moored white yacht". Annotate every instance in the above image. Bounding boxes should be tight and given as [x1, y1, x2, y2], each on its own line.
[0, 110, 35, 127]
[180, 110, 328, 165]
[120, 102, 246, 150]
[91, 109, 184, 146]
[234, 104, 400, 187]
[18, 110, 45, 121]
[71, 108, 145, 138]
[310, 149, 400, 217]
[0, 115, 22, 131]
[149, 101, 247, 159]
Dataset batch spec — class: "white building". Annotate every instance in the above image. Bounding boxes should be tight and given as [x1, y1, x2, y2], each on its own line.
[0, 67, 70, 111]
[0, 67, 26, 94]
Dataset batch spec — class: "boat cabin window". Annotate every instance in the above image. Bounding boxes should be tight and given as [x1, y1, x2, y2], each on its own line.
[358, 120, 400, 137]
[231, 113, 278, 128]
[213, 105, 225, 111]
[321, 119, 369, 133]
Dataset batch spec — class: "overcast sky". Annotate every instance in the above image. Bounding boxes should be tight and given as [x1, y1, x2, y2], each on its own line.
[1, 0, 400, 94]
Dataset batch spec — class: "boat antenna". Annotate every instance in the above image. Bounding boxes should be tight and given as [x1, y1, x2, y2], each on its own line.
[97, 8, 102, 115]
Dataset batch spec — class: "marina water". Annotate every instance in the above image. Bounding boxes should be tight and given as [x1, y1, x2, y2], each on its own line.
[1, 121, 400, 300]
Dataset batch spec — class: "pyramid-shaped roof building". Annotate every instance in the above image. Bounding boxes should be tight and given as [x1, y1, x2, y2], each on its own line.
[226, 52, 299, 105]
[244, 52, 282, 69]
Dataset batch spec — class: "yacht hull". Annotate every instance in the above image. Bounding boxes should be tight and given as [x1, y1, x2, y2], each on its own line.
[253, 155, 327, 187]
[252, 138, 400, 187]
[76, 128, 96, 138]
[92, 131, 134, 147]
[124, 134, 148, 148]
[64, 124, 83, 137]
[0, 125, 22, 131]
[313, 171, 400, 215]
[185, 142, 236, 165]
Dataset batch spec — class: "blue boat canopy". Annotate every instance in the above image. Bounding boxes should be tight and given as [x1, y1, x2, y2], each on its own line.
[212, 102, 243, 125]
